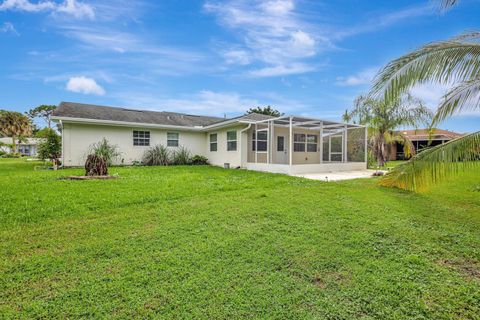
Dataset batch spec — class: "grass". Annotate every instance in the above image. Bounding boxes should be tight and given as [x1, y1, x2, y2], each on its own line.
[370, 160, 406, 170]
[1, 158, 479, 319]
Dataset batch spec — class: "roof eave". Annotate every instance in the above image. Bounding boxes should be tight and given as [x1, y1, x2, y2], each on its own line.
[51, 116, 204, 131]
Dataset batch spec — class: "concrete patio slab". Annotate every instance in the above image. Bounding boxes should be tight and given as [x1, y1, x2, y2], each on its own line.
[293, 170, 385, 182]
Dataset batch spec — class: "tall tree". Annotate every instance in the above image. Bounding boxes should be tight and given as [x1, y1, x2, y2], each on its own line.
[0, 110, 32, 153]
[27, 105, 57, 129]
[345, 94, 431, 166]
[38, 128, 61, 166]
[246, 106, 283, 117]
[370, 5, 480, 191]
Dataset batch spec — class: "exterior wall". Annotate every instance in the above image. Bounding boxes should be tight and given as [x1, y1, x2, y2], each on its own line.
[247, 126, 327, 165]
[204, 124, 247, 168]
[387, 144, 397, 161]
[62, 122, 206, 166]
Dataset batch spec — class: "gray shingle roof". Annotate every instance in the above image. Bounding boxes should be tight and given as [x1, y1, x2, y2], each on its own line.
[53, 102, 276, 128]
[237, 113, 276, 122]
[53, 102, 226, 127]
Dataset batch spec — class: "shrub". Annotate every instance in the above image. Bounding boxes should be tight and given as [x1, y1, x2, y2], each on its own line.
[85, 154, 108, 176]
[2, 152, 22, 158]
[38, 128, 61, 165]
[89, 138, 120, 166]
[142, 144, 170, 166]
[190, 155, 208, 165]
[131, 160, 143, 166]
[172, 146, 191, 165]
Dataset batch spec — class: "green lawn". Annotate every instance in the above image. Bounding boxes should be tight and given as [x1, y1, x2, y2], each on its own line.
[1, 158, 479, 319]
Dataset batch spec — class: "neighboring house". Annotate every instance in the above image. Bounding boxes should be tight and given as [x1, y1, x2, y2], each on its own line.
[388, 128, 464, 160]
[51, 102, 367, 174]
[0, 137, 43, 157]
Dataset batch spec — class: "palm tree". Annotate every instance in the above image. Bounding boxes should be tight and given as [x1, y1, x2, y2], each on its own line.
[0, 110, 32, 153]
[371, 28, 480, 191]
[344, 93, 431, 167]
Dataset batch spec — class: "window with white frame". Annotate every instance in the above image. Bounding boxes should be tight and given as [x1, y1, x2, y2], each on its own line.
[227, 131, 237, 151]
[306, 134, 318, 152]
[167, 132, 179, 147]
[252, 130, 267, 152]
[133, 130, 150, 146]
[210, 133, 217, 151]
[293, 133, 305, 152]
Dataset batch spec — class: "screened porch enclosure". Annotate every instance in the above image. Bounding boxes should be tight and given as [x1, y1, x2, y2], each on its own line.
[245, 116, 367, 174]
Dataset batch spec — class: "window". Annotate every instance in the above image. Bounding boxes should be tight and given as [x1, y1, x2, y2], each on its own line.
[293, 133, 305, 152]
[133, 130, 150, 146]
[277, 136, 284, 152]
[210, 133, 217, 152]
[307, 134, 318, 152]
[167, 132, 179, 147]
[227, 131, 237, 151]
[252, 131, 267, 152]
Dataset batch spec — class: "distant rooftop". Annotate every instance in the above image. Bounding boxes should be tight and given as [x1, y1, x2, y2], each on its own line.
[397, 128, 464, 141]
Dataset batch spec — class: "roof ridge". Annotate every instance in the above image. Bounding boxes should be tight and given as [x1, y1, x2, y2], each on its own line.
[58, 101, 224, 120]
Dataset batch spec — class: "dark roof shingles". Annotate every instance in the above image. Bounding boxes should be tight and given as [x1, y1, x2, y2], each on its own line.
[53, 102, 225, 127]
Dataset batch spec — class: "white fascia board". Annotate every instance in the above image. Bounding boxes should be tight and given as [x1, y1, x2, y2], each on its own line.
[199, 119, 244, 131]
[51, 116, 202, 131]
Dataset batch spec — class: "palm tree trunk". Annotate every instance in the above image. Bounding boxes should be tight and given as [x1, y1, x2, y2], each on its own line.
[11, 135, 17, 153]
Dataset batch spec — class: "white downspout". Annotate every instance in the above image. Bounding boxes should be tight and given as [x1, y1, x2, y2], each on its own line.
[60, 120, 64, 168]
[289, 116, 293, 171]
[255, 123, 258, 163]
[319, 122, 323, 164]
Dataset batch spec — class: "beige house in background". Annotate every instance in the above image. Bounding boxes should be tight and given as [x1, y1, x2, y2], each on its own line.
[52, 102, 367, 174]
[0, 137, 43, 157]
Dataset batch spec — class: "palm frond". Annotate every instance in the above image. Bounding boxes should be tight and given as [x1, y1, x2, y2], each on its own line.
[380, 131, 480, 192]
[438, 0, 459, 11]
[371, 31, 480, 104]
[433, 77, 480, 124]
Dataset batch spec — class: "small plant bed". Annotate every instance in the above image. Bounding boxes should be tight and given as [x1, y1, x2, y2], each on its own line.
[62, 175, 118, 180]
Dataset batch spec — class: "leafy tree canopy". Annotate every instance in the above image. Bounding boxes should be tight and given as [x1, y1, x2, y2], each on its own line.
[246, 106, 283, 117]
[38, 128, 61, 165]
[27, 105, 57, 129]
[34, 127, 54, 138]
[345, 94, 431, 166]
[0, 110, 32, 153]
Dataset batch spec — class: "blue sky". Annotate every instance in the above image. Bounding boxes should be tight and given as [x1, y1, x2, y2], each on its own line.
[1, 0, 479, 132]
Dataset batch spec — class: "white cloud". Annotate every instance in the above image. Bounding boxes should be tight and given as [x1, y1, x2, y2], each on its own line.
[248, 63, 315, 78]
[334, 4, 434, 39]
[223, 49, 251, 65]
[410, 83, 480, 118]
[260, 0, 294, 15]
[55, 0, 94, 19]
[112, 90, 314, 117]
[0, 22, 18, 34]
[0, 0, 55, 12]
[205, 0, 323, 77]
[410, 83, 450, 109]
[66, 76, 105, 95]
[0, 0, 94, 19]
[336, 67, 379, 86]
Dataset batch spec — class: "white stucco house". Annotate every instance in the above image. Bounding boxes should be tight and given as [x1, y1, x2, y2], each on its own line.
[52, 102, 367, 174]
[0, 137, 43, 157]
